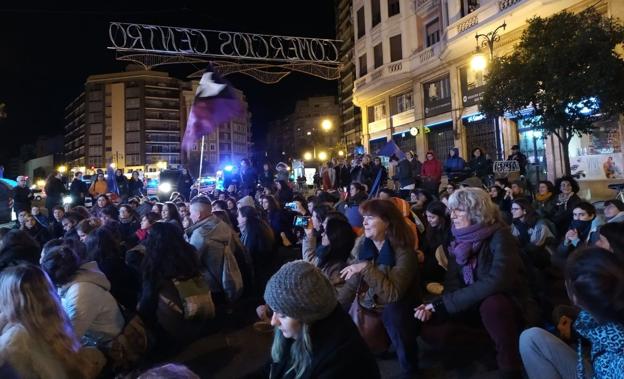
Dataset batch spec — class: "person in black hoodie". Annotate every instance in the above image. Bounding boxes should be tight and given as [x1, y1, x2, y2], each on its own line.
[69, 171, 89, 206]
[468, 147, 492, 183]
[259, 261, 380, 379]
[12, 176, 33, 216]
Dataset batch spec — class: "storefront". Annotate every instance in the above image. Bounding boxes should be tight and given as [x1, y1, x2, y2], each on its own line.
[425, 121, 454, 158]
[567, 118, 623, 180]
[463, 113, 496, 160]
[392, 130, 417, 155]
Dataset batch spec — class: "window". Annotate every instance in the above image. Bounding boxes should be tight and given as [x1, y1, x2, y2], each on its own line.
[126, 132, 140, 143]
[125, 87, 140, 97]
[88, 113, 103, 123]
[368, 103, 387, 122]
[209, 143, 216, 151]
[461, 0, 480, 17]
[426, 19, 440, 47]
[90, 123, 103, 134]
[357, 7, 366, 39]
[359, 54, 367, 77]
[126, 98, 140, 109]
[126, 120, 140, 131]
[371, 0, 381, 27]
[388, 0, 400, 17]
[126, 109, 140, 121]
[88, 146, 102, 156]
[89, 135, 103, 145]
[393, 92, 414, 114]
[390, 34, 402, 62]
[373, 43, 383, 69]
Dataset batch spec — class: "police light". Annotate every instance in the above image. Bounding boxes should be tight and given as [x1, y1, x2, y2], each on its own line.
[224, 165, 234, 172]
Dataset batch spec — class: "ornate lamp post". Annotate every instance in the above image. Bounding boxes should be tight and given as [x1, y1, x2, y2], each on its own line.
[471, 22, 506, 160]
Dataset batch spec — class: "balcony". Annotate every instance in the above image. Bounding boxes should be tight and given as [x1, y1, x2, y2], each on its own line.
[368, 119, 388, 134]
[391, 109, 416, 127]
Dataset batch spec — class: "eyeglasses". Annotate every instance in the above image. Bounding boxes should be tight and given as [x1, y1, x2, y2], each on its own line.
[511, 207, 522, 211]
[449, 208, 467, 215]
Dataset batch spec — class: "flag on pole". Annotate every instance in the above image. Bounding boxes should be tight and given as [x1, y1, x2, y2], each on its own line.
[107, 163, 119, 195]
[378, 140, 405, 159]
[183, 64, 244, 151]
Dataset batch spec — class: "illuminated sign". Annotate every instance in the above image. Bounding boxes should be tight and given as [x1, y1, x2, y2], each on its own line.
[108, 22, 340, 64]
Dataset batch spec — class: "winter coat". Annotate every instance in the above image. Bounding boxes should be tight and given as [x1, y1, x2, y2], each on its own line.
[395, 159, 414, 188]
[275, 169, 289, 183]
[240, 168, 258, 193]
[69, 178, 89, 205]
[552, 193, 582, 235]
[574, 310, 624, 379]
[0, 322, 105, 379]
[48, 219, 64, 239]
[259, 169, 275, 189]
[337, 236, 419, 311]
[410, 159, 423, 181]
[532, 194, 557, 220]
[265, 306, 380, 379]
[187, 215, 245, 303]
[554, 217, 602, 268]
[334, 164, 351, 189]
[12, 186, 32, 214]
[115, 175, 129, 198]
[468, 155, 492, 179]
[59, 261, 125, 344]
[128, 178, 144, 197]
[44, 177, 66, 199]
[444, 148, 466, 174]
[433, 225, 539, 326]
[421, 155, 443, 183]
[607, 211, 624, 224]
[24, 224, 51, 247]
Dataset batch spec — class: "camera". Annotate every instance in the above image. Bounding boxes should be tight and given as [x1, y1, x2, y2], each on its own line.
[285, 202, 298, 211]
[293, 215, 310, 228]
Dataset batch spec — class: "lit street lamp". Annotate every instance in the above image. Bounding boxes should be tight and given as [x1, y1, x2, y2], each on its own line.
[321, 119, 332, 131]
[472, 22, 506, 160]
[318, 151, 328, 161]
[58, 165, 67, 174]
[303, 152, 313, 161]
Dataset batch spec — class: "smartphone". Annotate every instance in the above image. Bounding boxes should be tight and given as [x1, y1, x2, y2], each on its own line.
[285, 202, 298, 211]
[293, 215, 311, 228]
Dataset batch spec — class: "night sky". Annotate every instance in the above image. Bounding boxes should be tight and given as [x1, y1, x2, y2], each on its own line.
[0, 1, 338, 159]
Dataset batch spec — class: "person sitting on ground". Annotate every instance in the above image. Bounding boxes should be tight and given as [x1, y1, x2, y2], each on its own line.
[260, 194, 296, 248]
[0, 264, 105, 378]
[415, 188, 539, 378]
[489, 185, 505, 207]
[595, 222, 624, 256]
[48, 206, 65, 239]
[151, 203, 163, 218]
[186, 196, 244, 304]
[532, 180, 557, 220]
[84, 228, 140, 311]
[421, 201, 451, 293]
[0, 229, 40, 272]
[342, 182, 368, 233]
[519, 247, 624, 379]
[22, 213, 51, 247]
[302, 217, 355, 289]
[13, 210, 28, 230]
[30, 206, 48, 228]
[136, 212, 160, 242]
[118, 204, 140, 246]
[261, 261, 381, 379]
[99, 206, 122, 242]
[90, 194, 111, 219]
[75, 218, 101, 242]
[603, 199, 624, 223]
[138, 223, 215, 357]
[554, 202, 603, 267]
[377, 188, 395, 200]
[552, 175, 583, 237]
[41, 245, 125, 345]
[510, 198, 556, 270]
[212, 200, 238, 230]
[338, 199, 419, 378]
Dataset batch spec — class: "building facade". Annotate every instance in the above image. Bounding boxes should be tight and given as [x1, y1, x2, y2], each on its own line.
[352, 0, 624, 184]
[64, 69, 251, 175]
[337, 0, 363, 153]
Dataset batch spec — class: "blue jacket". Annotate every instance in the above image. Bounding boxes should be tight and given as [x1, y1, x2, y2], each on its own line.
[444, 148, 466, 174]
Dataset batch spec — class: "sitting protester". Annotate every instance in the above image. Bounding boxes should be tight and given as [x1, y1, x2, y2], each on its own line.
[22, 213, 51, 247]
[421, 201, 451, 290]
[0, 230, 40, 272]
[603, 199, 624, 223]
[76, 218, 101, 242]
[532, 180, 557, 220]
[48, 206, 65, 239]
[261, 261, 380, 379]
[136, 212, 160, 242]
[519, 248, 624, 379]
[41, 246, 125, 345]
[554, 202, 602, 267]
[595, 222, 624, 256]
[238, 206, 275, 294]
[510, 198, 556, 269]
[0, 264, 105, 378]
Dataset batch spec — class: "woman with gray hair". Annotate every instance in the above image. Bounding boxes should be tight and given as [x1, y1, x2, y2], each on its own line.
[414, 187, 538, 378]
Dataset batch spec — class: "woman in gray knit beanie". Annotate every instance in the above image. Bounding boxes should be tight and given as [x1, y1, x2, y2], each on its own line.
[263, 260, 380, 379]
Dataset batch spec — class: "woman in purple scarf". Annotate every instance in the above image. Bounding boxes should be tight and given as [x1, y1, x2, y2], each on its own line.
[414, 187, 538, 379]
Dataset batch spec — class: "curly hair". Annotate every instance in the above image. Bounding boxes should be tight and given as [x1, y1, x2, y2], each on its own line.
[448, 187, 503, 226]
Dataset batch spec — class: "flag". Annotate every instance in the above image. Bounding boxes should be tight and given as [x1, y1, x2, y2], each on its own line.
[183, 64, 244, 151]
[107, 163, 119, 195]
[378, 140, 405, 159]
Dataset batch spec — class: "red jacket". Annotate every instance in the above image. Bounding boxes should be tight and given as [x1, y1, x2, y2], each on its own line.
[421, 152, 442, 182]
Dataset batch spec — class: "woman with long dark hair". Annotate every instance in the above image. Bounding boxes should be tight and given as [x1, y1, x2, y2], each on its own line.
[421, 201, 451, 288]
[510, 198, 556, 269]
[161, 201, 183, 235]
[84, 228, 140, 310]
[260, 194, 295, 247]
[342, 182, 368, 231]
[338, 199, 419, 377]
[237, 205, 275, 294]
[595, 222, 624, 256]
[275, 180, 293, 205]
[139, 222, 214, 355]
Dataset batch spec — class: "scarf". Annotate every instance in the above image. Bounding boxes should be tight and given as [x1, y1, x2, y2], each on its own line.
[575, 310, 624, 379]
[534, 192, 552, 202]
[450, 223, 501, 285]
[512, 219, 531, 246]
[358, 238, 396, 267]
[569, 219, 593, 243]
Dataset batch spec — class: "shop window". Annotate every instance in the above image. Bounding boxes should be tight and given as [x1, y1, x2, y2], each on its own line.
[359, 54, 368, 77]
[388, 0, 400, 17]
[390, 34, 402, 62]
[374, 43, 383, 69]
[371, 0, 381, 27]
[357, 7, 366, 39]
[426, 18, 440, 47]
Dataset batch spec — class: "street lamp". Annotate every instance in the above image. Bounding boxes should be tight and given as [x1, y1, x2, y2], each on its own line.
[303, 152, 313, 161]
[318, 151, 328, 161]
[58, 165, 67, 174]
[321, 119, 333, 131]
[472, 22, 506, 160]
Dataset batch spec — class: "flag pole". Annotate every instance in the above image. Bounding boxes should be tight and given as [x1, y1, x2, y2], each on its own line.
[198, 135, 205, 178]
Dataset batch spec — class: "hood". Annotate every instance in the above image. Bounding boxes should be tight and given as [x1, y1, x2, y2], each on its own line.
[450, 147, 460, 157]
[62, 261, 111, 294]
[425, 151, 438, 161]
[187, 215, 232, 243]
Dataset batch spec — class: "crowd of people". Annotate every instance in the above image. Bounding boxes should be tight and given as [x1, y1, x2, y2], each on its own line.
[0, 147, 622, 379]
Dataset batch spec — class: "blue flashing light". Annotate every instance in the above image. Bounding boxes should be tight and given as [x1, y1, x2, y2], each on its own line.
[224, 165, 234, 172]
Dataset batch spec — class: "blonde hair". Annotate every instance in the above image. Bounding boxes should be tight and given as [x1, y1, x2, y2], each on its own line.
[448, 187, 502, 225]
[0, 264, 88, 378]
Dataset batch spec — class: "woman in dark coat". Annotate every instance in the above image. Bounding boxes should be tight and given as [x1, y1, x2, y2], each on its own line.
[237, 206, 275, 295]
[44, 172, 66, 213]
[261, 261, 380, 379]
[128, 171, 144, 197]
[275, 180, 293, 206]
[421, 201, 451, 287]
[467, 147, 492, 182]
[552, 175, 582, 237]
[114, 169, 129, 201]
[415, 188, 538, 378]
[176, 168, 194, 201]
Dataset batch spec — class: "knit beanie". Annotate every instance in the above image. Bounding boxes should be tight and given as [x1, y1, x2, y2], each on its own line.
[264, 260, 337, 324]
